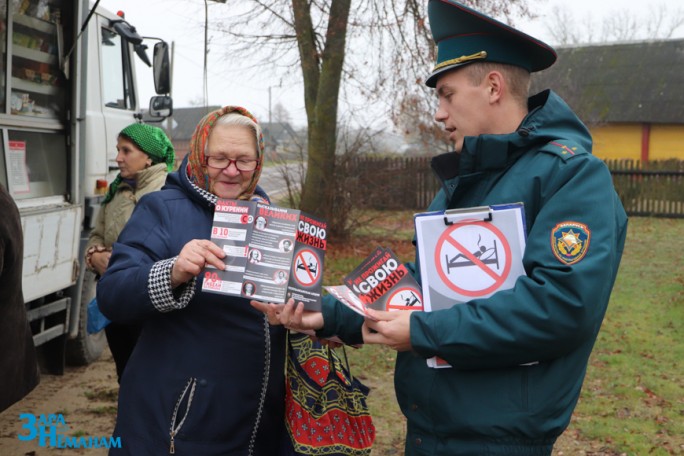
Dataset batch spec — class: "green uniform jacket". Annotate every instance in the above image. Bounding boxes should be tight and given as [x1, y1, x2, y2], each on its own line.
[319, 90, 628, 455]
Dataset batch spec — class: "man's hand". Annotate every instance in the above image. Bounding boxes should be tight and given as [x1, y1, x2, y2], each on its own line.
[171, 239, 225, 288]
[362, 309, 415, 352]
[250, 298, 324, 332]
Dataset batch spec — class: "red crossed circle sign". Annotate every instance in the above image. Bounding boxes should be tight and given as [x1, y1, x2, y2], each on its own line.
[293, 249, 321, 287]
[434, 221, 512, 297]
[387, 287, 423, 311]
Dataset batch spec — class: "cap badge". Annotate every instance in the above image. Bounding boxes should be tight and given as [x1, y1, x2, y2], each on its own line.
[433, 51, 488, 72]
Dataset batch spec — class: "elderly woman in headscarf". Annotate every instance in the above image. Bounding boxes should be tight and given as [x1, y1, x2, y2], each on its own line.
[85, 122, 175, 381]
[98, 107, 289, 455]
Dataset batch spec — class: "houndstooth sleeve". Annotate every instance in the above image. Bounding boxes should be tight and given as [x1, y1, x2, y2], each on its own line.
[148, 257, 196, 312]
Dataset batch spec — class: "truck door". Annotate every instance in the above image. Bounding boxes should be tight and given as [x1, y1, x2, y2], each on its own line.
[82, 11, 140, 192]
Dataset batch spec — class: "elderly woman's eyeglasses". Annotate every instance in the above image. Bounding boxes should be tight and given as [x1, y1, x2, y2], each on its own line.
[204, 156, 258, 172]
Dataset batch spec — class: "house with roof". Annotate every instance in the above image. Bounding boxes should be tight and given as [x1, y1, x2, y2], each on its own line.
[260, 122, 301, 161]
[161, 106, 301, 166]
[160, 106, 221, 166]
[531, 39, 684, 162]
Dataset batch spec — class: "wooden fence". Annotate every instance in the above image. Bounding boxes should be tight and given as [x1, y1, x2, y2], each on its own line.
[343, 156, 438, 210]
[608, 159, 684, 218]
[344, 156, 684, 218]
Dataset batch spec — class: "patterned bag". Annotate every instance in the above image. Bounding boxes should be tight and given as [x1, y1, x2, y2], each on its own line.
[285, 332, 375, 456]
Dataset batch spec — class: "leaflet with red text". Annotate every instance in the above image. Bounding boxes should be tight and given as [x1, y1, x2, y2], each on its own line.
[201, 199, 326, 309]
[325, 247, 422, 316]
[286, 212, 327, 311]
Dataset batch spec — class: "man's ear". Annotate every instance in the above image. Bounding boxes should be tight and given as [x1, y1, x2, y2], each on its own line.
[486, 71, 504, 102]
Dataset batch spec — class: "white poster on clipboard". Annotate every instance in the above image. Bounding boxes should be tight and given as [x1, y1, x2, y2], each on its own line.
[414, 203, 527, 368]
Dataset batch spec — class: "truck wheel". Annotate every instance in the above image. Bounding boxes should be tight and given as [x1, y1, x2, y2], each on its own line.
[66, 270, 107, 366]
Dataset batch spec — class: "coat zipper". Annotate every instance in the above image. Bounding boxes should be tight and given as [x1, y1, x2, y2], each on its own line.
[247, 315, 271, 456]
[169, 377, 197, 454]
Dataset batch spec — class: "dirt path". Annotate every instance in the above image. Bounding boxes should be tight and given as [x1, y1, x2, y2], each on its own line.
[0, 346, 617, 455]
[0, 349, 119, 455]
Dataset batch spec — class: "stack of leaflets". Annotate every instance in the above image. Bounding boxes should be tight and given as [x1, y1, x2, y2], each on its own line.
[201, 199, 326, 310]
[324, 246, 423, 318]
[414, 203, 527, 368]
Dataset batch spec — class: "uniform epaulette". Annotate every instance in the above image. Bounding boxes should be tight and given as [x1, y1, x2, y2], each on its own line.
[538, 140, 589, 161]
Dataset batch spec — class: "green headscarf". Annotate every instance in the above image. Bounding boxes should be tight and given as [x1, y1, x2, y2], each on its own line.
[102, 123, 175, 205]
[119, 123, 175, 171]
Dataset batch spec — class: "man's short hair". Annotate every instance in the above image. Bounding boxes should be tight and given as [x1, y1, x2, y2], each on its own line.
[462, 62, 531, 108]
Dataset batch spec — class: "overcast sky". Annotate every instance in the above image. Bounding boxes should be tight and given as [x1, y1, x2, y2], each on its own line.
[98, 0, 684, 128]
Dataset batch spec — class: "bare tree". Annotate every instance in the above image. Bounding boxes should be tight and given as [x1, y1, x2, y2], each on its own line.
[546, 3, 684, 45]
[210, 0, 534, 233]
[272, 102, 292, 124]
[642, 3, 684, 39]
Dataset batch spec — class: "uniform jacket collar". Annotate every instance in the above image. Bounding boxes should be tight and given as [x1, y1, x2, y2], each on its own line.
[431, 90, 592, 182]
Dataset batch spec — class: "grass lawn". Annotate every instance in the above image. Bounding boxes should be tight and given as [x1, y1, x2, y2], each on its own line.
[323, 213, 684, 455]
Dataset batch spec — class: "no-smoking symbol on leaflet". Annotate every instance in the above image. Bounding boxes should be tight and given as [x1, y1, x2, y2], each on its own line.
[387, 287, 423, 311]
[434, 221, 512, 297]
[293, 249, 321, 287]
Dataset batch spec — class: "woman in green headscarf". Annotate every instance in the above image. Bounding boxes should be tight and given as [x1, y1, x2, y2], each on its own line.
[85, 122, 175, 381]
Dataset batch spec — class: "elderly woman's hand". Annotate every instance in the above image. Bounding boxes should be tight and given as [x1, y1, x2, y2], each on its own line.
[90, 251, 111, 277]
[171, 239, 225, 288]
[250, 298, 324, 332]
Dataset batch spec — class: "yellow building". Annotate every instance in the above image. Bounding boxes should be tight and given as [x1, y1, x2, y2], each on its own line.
[531, 40, 684, 162]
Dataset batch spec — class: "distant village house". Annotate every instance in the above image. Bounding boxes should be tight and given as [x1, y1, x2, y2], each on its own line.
[531, 39, 684, 162]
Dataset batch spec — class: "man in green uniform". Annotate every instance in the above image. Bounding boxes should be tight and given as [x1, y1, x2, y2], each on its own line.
[254, 1, 628, 454]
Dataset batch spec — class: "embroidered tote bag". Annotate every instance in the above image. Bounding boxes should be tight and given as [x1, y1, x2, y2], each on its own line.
[285, 332, 375, 456]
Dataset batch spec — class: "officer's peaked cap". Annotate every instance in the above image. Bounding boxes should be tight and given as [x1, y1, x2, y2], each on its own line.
[426, 0, 557, 87]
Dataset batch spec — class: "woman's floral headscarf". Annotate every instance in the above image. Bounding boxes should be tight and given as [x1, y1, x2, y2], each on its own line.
[186, 106, 265, 200]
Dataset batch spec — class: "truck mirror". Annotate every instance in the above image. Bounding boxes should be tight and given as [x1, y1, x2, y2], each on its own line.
[149, 96, 173, 119]
[153, 42, 171, 95]
[110, 19, 143, 45]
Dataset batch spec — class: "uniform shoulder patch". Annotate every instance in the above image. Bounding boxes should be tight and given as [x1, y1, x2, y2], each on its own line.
[538, 140, 589, 161]
[551, 221, 591, 265]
